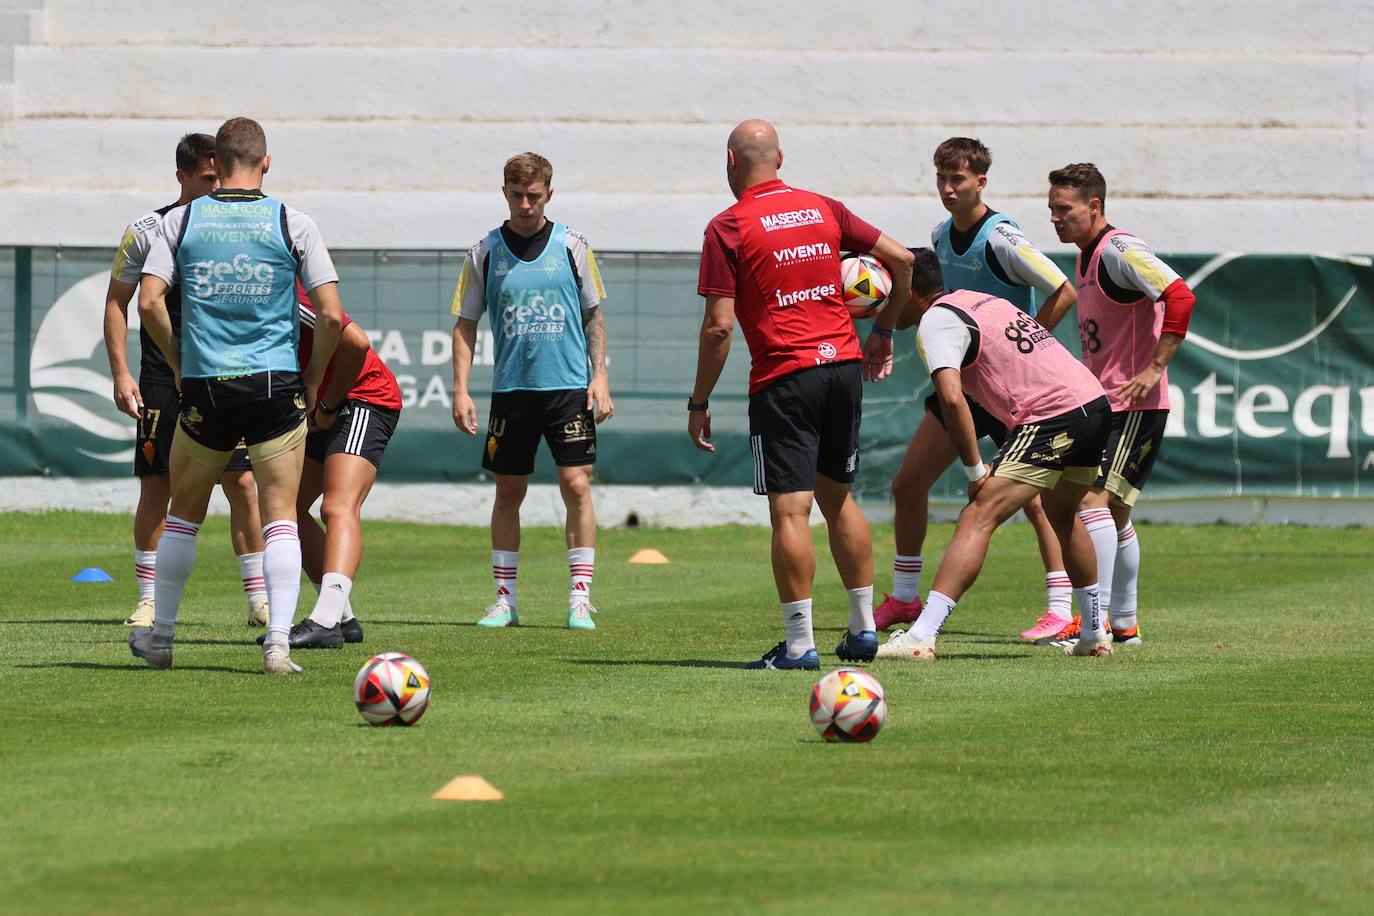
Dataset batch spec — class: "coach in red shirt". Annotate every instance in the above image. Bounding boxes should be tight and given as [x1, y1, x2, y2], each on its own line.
[690, 119, 914, 670]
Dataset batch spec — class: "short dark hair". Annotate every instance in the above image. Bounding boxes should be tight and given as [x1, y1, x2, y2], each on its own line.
[933, 137, 991, 175]
[1048, 162, 1107, 211]
[215, 117, 268, 172]
[911, 248, 944, 300]
[175, 132, 215, 173]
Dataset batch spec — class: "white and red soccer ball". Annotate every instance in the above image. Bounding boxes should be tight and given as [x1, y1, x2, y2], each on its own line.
[810, 668, 887, 743]
[840, 254, 893, 318]
[353, 652, 431, 726]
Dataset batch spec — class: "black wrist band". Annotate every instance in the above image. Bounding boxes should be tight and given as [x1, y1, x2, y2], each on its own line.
[318, 399, 339, 415]
[687, 398, 709, 412]
[869, 325, 895, 339]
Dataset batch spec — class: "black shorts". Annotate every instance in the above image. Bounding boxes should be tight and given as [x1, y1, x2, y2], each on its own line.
[306, 400, 400, 469]
[176, 373, 307, 469]
[748, 361, 862, 496]
[989, 396, 1112, 490]
[135, 382, 250, 477]
[482, 388, 595, 477]
[1094, 409, 1168, 507]
[923, 392, 1009, 448]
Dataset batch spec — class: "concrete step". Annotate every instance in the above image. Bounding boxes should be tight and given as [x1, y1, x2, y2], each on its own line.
[41, 0, 1374, 53]
[14, 45, 1365, 127]
[3, 187, 1371, 253]
[2, 117, 1371, 202]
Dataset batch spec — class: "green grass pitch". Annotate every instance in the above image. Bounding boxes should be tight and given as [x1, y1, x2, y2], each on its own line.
[2, 511, 1373, 914]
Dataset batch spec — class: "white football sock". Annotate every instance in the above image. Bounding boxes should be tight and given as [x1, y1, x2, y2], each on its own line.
[492, 549, 518, 609]
[910, 590, 955, 640]
[309, 578, 355, 622]
[1045, 570, 1072, 620]
[781, 598, 814, 658]
[134, 549, 157, 600]
[308, 572, 352, 628]
[846, 585, 875, 634]
[1075, 585, 1107, 640]
[892, 554, 922, 602]
[1113, 522, 1141, 632]
[153, 516, 200, 637]
[262, 520, 302, 646]
[568, 547, 594, 604]
[1078, 509, 1117, 621]
[238, 550, 267, 610]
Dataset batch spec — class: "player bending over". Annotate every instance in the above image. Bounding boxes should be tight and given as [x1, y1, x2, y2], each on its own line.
[864, 137, 1081, 640]
[451, 152, 613, 630]
[259, 283, 403, 649]
[875, 250, 1115, 660]
[691, 118, 914, 670]
[129, 117, 342, 675]
[103, 132, 269, 630]
[1045, 163, 1196, 648]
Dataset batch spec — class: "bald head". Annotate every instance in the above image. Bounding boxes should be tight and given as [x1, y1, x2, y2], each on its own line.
[725, 119, 783, 198]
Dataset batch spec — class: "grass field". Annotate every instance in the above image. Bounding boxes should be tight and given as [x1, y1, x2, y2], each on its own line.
[2, 511, 1373, 915]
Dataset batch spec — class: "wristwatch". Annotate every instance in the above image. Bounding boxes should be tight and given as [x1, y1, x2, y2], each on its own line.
[317, 398, 340, 416]
[687, 398, 709, 412]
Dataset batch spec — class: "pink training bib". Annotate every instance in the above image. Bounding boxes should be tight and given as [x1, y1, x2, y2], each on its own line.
[934, 289, 1105, 428]
[1076, 230, 1170, 411]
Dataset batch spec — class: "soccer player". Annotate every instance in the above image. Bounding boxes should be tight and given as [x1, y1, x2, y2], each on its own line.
[450, 152, 613, 630]
[129, 117, 343, 675]
[867, 138, 1082, 641]
[261, 283, 402, 648]
[691, 119, 914, 670]
[875, 250, 1115, 660]
[102, 132, 269, 629]
[1046, 163, 1196, 646]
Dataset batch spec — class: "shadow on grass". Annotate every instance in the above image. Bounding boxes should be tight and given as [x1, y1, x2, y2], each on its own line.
[564, 658, 746, 670]
[0, 618, 126, 625]
[13, 661, 252, 674]
[369, 619, 567, 630]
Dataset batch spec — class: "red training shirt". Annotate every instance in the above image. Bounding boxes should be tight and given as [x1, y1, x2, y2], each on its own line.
[698, 178, 882, 393]
[296, 282, 403, 411]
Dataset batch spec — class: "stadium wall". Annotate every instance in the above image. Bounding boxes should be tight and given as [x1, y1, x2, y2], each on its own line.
[0, 0, 1371, 251]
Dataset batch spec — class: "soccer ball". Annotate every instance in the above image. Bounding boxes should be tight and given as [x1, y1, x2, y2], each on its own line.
[353, 652, 431, 726]
[840, 254, 893, 318]
[809, 668, 887, 742]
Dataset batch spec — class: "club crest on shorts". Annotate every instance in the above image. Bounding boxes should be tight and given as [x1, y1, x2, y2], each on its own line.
[487, 435, 499, 461]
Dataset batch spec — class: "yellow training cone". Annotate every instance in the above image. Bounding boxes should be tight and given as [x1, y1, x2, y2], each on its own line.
[628, 548, 670, 564]
[432, 776, 504, 801]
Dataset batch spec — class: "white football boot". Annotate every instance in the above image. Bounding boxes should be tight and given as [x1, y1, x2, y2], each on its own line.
[875, 629, 937, 661]
[124, 596, 155, 628]
[263, 643, 304, 675]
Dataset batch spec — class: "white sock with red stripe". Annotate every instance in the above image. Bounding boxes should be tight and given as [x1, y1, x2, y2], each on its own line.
[1112, 522, 1141, 632]
[1075, 584, 1107, 640]
[261, 520, 302, 646]
[892, 554, 922, 602]
[153, 516, 200, 637]
[1078, 508, 1117, 622]
[1044, 570, 1072, 620]
[134, 549, 156, 600]
[238, 551, 266, 610]
[568, 547, 594, 604]
[492, 550, 518, 609]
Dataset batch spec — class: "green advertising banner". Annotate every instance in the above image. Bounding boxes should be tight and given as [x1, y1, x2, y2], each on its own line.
[2, 248, 1372, 502]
